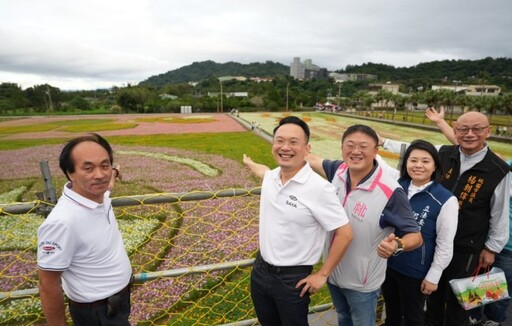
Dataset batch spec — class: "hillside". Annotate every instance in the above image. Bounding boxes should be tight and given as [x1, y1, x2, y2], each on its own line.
[140, 60, 289, 87]
[342, 57, 512, 89]
[139, 57, 512, 90]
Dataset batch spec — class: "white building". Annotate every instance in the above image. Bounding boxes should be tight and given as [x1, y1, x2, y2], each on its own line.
[207, 92, 248, 98]
[329, 72, 378, 83]
[431, 84, 501, 96]
[290, 57, 305, 80]
[290, 57, 323, 80]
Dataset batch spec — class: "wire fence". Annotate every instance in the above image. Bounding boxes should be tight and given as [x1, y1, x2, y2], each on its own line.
[0, 188, 385, 325]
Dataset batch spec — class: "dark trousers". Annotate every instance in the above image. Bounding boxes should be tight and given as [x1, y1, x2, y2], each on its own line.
[69, 289, 131, 326]
[381, 267, 426, 326]
[250, 255, 312, 326]
[426, 251, 479, 326]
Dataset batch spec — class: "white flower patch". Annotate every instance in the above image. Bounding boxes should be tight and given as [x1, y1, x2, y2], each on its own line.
[0, 187, 41, 251]
[0, 186, 27, 204]
[118, 218, 161, 254]
[0, 214, 41, 250]
[0, 298, 41, 324]
[117, 150, 219, 177]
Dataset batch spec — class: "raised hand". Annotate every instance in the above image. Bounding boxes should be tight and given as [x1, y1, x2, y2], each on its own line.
[425, 106, 445, 124]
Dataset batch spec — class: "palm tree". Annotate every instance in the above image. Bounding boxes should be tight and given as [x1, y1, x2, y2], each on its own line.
[438, 89, 456, 122]
[457, 94, 471, 116]
[502, 93, 512, 136]
[484, 96, 501, 122]
[353, 90, 370, 111]
[362, 93, 375, 112]
[472, 95, 486, 113]
[394, 95, 408, 122]
[421, 90, 443, 124]
[383, 91, 396, 120]
[374, 91, 385, 112]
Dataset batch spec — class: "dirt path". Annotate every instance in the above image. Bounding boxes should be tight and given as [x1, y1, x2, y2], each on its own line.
[0, 113, 246, 140]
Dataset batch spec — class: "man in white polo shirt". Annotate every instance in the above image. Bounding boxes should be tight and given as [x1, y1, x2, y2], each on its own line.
[37, 133, 132, 325]
[245, 116, 353, 326]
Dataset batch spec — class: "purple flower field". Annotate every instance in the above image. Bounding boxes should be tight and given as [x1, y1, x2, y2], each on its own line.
[0, 144, 262, 324]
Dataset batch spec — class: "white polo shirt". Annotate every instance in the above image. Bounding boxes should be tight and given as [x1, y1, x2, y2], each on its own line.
[37, 183, 132, 302]
[259, 162, 349, 266]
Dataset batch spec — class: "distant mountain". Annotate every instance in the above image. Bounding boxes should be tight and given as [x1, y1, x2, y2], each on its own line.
[341, 57, 512, 88]
[140, 60, 289, 87]
[139, 57, 512, 90]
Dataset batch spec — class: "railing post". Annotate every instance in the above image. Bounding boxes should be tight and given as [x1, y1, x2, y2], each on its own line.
[397, 143, 407, 170]
[35, 160, 57, 217]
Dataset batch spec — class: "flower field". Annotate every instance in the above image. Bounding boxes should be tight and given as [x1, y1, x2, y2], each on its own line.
[0, 113, 270, 324]
[0, 139, 266, 324]
[3, 111, 507, 325]
[239, 111, 512, 164]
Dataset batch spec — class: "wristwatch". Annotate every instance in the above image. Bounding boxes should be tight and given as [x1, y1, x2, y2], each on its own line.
[393, 237, 404, 256]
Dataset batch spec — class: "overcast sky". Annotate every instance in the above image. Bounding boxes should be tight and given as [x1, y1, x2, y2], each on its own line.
[1, 0, 511, 90]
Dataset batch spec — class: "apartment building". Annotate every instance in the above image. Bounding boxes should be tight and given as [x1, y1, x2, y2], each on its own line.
[290, 57, 327, 80]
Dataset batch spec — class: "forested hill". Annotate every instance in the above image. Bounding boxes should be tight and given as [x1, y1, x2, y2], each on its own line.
[140, 60, 289, 86]
[342, 57, 512, 89]
[140, 57, 512, 90]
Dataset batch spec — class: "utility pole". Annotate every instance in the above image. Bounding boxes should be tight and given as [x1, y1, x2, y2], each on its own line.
[220, 79, 223, 113]
[286, 83, 289, 111]
[337, 83, 341, 109]
[46, 85, 54, 113]
[452, 80, 461, 120]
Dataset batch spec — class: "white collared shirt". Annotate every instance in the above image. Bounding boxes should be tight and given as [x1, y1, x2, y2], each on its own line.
[37, 183, 132, 302]
[259, 162, 349, 266]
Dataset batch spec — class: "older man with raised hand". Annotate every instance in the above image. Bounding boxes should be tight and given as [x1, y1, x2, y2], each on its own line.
[382, 111, 510, 326]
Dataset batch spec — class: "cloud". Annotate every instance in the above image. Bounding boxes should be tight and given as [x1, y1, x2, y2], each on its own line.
[0, 0, 511, 90]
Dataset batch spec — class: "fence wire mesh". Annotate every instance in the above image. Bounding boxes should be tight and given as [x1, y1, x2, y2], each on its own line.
[0, 188, 384, 325]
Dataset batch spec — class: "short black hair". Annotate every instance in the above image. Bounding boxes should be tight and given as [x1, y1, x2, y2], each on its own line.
[341, 124, 379, 146]
[273, 116, 310, 142]
[399, 139, 442, 182]
[59, 133, 113, 181]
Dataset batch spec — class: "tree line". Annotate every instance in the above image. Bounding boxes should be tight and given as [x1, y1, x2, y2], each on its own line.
[0, 57, 511, 115]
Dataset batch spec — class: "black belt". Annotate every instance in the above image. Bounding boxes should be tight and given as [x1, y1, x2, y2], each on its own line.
[257, 254, 312, 275]
[69, 282, 131, 308]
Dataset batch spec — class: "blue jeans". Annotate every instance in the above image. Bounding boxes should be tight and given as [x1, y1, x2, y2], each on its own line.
[327, 282, 380, 326]
[470, 248, 512, 323]
[250, 256, 312, 326]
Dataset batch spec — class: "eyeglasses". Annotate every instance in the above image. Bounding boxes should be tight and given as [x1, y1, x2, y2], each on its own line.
[454, 126, 489, 135]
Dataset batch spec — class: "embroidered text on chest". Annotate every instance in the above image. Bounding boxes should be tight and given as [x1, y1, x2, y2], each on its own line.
[414, 205, 430, 230]
[459, 176, 484, 205]
[350, 201, 368, 221]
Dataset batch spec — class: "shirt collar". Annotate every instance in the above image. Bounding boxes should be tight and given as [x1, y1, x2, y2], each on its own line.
[408, 180, 433, 198]
[63, 182, 111, 209]
[271, 161, 312, 186]
[458, 143, 488, 160]
[458, 144, 489, 174]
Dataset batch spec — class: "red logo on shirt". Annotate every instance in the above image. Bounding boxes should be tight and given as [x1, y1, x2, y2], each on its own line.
[42, 245, 55, 251]
[39, 241, 62, 255]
